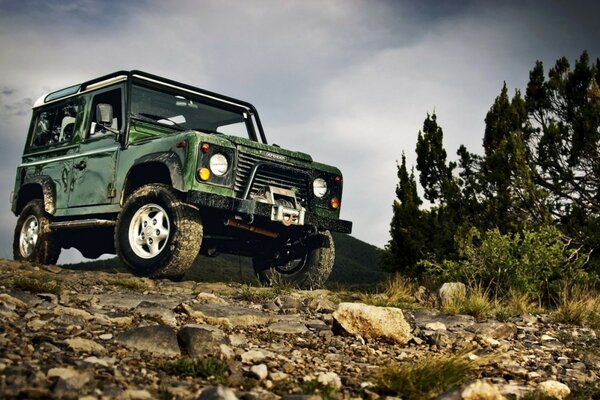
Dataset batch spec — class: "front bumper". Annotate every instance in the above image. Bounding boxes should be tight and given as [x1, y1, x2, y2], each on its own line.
[186, 190, 353, 234]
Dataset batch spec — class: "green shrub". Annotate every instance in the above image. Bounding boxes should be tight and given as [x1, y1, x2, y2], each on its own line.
[422, 225, 589, 303]
[160, 357, 229, 378]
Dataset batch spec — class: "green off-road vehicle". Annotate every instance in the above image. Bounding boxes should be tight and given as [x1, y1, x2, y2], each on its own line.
[11, 71, 352, 288]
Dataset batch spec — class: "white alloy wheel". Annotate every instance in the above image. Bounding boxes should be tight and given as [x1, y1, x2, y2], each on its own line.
[128, 203, 170, 259]
[19, 215, 39, 257]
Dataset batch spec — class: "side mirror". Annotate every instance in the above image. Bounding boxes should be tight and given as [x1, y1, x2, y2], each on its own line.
[96, 103, 113, 127]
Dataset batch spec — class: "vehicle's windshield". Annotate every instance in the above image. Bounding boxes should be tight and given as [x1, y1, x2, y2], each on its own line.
[130, 84, 252, 139]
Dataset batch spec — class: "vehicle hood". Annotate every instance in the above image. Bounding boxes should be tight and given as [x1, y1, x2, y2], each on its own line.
[224, 135, 313, 164]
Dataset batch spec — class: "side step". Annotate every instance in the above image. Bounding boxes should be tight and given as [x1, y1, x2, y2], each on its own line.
[51, 219, 116, 230]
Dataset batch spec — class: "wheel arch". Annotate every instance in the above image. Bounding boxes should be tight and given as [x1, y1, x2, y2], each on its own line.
[121, 152, 184, 205]
[14, 176, 56, 216]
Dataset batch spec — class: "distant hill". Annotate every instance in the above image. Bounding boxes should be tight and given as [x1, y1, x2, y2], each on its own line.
[62, 233, 386, 286]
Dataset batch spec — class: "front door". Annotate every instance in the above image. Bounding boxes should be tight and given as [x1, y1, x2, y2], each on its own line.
[68, 86, 123, 208]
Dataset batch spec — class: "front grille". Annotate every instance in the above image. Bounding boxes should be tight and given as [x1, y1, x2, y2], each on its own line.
[234, 152, 309, 207]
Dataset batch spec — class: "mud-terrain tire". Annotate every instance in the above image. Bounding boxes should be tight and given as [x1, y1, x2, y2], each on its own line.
[253, 230, 335, 290]
[13, 199, 61, 264]
[115, 184, 202, 279]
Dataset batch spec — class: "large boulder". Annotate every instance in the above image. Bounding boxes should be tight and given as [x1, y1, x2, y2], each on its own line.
[332, 302, 412, 344]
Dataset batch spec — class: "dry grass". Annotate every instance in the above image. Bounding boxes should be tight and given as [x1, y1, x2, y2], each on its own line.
[552, 285, 600, 328]
[360, 274, 418, 308]
[376, 354, 477, 399]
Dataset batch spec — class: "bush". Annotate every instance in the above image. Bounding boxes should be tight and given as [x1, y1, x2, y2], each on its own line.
[422, 225, 590, 303]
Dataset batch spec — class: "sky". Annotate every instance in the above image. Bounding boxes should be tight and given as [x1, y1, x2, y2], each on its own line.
[0, 0, 599, 263]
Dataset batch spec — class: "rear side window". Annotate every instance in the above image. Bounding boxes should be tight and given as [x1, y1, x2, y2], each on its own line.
[31, 100, 79, 148]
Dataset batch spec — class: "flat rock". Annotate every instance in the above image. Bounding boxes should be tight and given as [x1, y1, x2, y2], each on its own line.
[178, 325, 228, 357]
[116, 325, 179, 356]
[197, 385, 239, 400]
[412, 309, 476, 330]
[134, 301, 178, 326]
[466, 322, 516, 340]
[332, 302, 412, 344]
[182, 303, 276, 327]
[96, 292, 184, 310]
[65, 338, 106, 355]
[268, 321, 309, 334]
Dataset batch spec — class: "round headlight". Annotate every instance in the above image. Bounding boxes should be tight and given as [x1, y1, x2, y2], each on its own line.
[209, 153, 229, 176]
[313, 178, 328, 198]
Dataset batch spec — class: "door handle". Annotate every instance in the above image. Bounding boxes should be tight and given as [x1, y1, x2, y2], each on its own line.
[74, 160, 87, 170]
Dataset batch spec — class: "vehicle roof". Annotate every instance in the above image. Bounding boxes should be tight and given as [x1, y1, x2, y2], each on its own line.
[33, 70, 257, 113]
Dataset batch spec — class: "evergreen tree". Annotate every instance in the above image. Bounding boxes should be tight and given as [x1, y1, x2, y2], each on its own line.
[382, 154, 425, 274]
[384, 51, 599, 276]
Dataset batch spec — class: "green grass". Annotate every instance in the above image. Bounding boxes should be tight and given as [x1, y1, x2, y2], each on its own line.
[160, 357, 229, 379]
[376, 354, 476, 399]
[233, 284, 292, 303]
[12, 273, 62, 295]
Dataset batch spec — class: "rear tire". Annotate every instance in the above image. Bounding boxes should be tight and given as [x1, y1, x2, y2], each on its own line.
[115, 184, 202, 279]
[253, 230, 335, 290]
[13, 199, 61, 264]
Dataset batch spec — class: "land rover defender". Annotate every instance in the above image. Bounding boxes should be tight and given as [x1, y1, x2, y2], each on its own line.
[12, 71, 352, 288]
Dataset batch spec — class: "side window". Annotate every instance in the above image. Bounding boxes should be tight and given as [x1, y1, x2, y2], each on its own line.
[89, 88, 122, 137]
[31, 101, 79, 148]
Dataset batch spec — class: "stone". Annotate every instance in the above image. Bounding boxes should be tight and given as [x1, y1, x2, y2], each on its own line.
[250, 364, 268, 380]
[541, 334, 557, 342]
[268, 321, 309, 334]
[118, 389, 153, 399]
[308, 297, 337, 313]
[180, 303, 275, 327]
[196, 292, 229, 305]
[65, 338, 106, 355]
[0, 293, 27, 308]
[332, 302, 412, 344]
[316, 371, 342, 390]
[414, 286, 436, 306]
[134, 301, 178, 326]
[438, 282, 466, 306]
[48, 367, 91, 390]
[425, 322, 447, 331]
[116, 325, 180, 356]
[178, 325, 228, 357]
[197, 385, 239, 400]
[537, 380, 570, 399]
[461, 380, 505, 400]
[466, 322, 517, 340]
[275, 295, 303, 312]
[241, 349, 273, 364]
[270, 371, 289, 381]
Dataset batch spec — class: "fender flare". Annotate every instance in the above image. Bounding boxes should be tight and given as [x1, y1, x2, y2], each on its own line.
[16, 175, 57, 215]
[121, 151, 184, 203]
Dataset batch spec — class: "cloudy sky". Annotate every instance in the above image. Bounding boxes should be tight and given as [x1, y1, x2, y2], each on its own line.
[0, 0, 599, 263]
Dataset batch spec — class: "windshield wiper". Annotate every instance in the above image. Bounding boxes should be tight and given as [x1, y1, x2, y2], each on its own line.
[130, 112, 185, 131]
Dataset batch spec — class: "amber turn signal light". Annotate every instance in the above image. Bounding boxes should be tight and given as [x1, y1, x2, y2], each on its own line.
[198, 168, 211, 181]
[330, 197, 340, 209]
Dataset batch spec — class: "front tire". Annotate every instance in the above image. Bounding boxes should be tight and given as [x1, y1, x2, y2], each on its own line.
[13, 199, 61, 264]
[253, 230, 335, 290]
[115, 184, 202, 279]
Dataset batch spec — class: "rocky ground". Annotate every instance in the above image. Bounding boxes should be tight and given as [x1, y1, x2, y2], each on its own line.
[0, 259, 599, 399]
